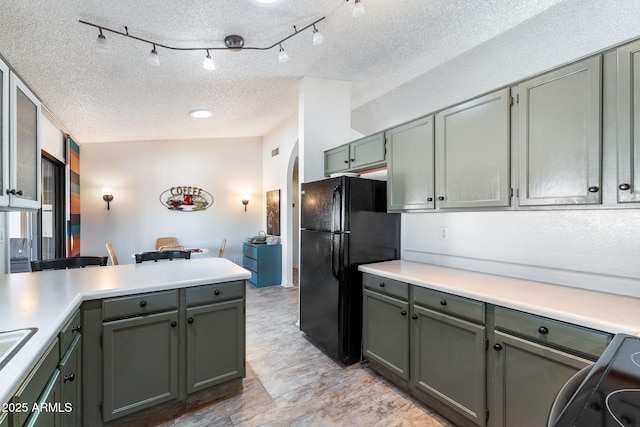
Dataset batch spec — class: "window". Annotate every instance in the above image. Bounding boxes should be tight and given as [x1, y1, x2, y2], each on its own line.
[40, 154, 65, 260]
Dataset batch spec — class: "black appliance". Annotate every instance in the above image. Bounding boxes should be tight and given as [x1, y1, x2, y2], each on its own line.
[551, 333, 640, 426]
[300, 176, 400, 365]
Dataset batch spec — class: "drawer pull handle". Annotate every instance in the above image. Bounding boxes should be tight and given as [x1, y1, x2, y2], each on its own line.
[379, 282, 385, 288]
[588, 186, 599, 193]
[139, 301, 147, 308]
[427, 197, 433, 202]
[72, 325, 82, 333]
[400, 310, 407, 316]
[214, 290, 221, 296]
[619, 183, 631, 191]
[171, 321, 177, 328]
[493, 343, 503, 351]
[440, 299, 447, 306]
[188, 317, 194, 324]
[412, 314, 419, 320]
[63, 374, 75, 383]
[438, 196, 445, 201]
[538, 326, 549, 335]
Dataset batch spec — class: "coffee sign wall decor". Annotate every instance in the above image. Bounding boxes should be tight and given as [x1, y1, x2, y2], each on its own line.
[159, 186, 213, 211]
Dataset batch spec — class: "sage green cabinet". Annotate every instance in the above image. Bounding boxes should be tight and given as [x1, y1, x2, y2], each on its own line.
[0, 412, 8, 427]
[24, 369, 62, 427]
[435, 89, 511, 209]
[411, 287, 486, 427]
[102, 310, 179, 422]
[362, 277, 410, 379]
[186, 296, 245, 393]
[324, 133, 386, 176]
[386, 116, 435, 211]
[517, 56, 602, 206]
[616, 40, 640, 203]
[59, 335, 81, 427]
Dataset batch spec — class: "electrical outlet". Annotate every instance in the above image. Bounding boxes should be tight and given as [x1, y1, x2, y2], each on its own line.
[439, 227, 448, 240]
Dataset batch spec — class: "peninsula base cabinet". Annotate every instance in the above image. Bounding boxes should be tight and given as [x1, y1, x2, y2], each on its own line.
[82, 281, 246, 426]
[361, 273, 613, 427]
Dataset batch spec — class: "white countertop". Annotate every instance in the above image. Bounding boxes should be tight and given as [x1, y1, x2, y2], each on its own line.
[0, 257, 250, 405]
[359, 260, 640, 336]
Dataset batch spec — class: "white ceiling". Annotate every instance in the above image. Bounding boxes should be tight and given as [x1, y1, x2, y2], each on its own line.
[0, 0, 565, 144]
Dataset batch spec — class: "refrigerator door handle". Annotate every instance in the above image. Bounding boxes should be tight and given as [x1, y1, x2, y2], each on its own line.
[331, 183, 341, 234]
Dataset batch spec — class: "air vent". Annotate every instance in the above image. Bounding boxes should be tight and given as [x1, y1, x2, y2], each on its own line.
[271, 147, 280, 157]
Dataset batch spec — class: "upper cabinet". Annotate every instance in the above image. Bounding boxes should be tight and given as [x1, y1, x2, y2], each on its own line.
[386, 116, 435, 211]
[8, 72, 41, 209]
[616, 40, 640, 203]
[435, 88, 511, 209]
[324, 133, 385, 176]
[0, 58, 8, 207]
[517, 56, 602, 206]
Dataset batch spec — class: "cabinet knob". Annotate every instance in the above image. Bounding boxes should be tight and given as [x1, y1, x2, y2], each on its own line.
[619, 183, 631, 191]
[538, 326, 549, 335]
[440, 299, 447, 306]
[139, 301, 147, 308]
[72, 325, 81, 333]
[343, 160, 349, 164]
[427, 197, 433, 202]
[188, 317, 194, 324]
[493, 343, 503, 351]
[438, 196, 445, 201]
[350, 158, 355, 162]
[400, 310, 407, 316]
[412, 314, 419, 320]
[379, 282, 385, 288]
[7, 189, 23, 196]
[171, 321, 177, 328]
[63, 373, 75, 383]
[214, 289, 221, 296]
[588, 186, 599, 193]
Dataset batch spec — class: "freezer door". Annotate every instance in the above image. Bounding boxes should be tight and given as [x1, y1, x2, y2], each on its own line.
[301, 177, 343, 232]
[300, 229, 344, 361]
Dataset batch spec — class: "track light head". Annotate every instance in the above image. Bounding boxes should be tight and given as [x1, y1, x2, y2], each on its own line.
[147, 44, 160, 65]
[278, 44, 288, 62]
[352, 0, 365, 18]
[95, 29, 109, 51]
[203, 50, 215, 70]
[312, 25, 324, 45]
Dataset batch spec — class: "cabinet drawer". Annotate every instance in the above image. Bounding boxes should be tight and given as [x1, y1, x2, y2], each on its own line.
[413, 286, 485, 324]
[494, 306, 612, 359]
[243, 244, 258, 259]
[363, 273, 408, 301]
[59, 310, 81, 357]
[102, 290, 178, 321]
[243, 256, 258, 272]
[12, 338, 60, 427]
[186, 281, 244, 306]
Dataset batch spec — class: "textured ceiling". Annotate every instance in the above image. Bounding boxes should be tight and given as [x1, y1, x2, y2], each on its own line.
[0, 0, 565, 144]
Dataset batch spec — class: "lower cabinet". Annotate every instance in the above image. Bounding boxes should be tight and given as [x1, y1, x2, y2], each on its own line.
[102, 310, 179, 422]
[59, 335, 81, 427]
[0, 412, 8, 427]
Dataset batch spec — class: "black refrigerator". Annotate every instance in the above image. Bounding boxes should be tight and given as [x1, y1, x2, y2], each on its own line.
[300, 176, 401, 365]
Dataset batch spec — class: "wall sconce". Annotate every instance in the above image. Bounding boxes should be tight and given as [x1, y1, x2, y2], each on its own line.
[102, 187, 114, 210]
[242, 195, 250, 211]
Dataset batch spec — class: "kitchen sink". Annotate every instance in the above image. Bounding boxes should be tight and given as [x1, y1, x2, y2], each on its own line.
[0, 328, 37, 370]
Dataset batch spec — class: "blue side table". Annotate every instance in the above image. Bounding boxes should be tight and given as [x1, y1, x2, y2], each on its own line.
[242, 242, 282, 287]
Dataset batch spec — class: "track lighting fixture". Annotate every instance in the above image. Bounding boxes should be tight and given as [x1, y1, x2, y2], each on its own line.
[278, 44, 288, 63]
[82, 16, 325, 68]
[352, 0, 365, 18]
[147, 44, 160, 65]
[312, 25, 324, 46]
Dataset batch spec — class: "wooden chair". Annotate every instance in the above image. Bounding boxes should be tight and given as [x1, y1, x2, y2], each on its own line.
[135, 250, 191, 263]
[31, 256, 108, 272]
[218, 238, 227, 257]
[155, 237, 178, 250]
[157, 244, 185, 251]
[106, 243, 119, 266]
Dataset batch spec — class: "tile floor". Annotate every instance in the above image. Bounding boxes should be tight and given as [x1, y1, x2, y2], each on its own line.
[168, 282, 454, 427]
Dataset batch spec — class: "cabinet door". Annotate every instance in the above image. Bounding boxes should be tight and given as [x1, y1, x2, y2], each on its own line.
[518, 56, 602, 206]
[491, 331, 592, 427]
[102, 310, 179, 422]
[386, 115, 435, 211]
[436, 89, 511, 208]
[362, 289, 409, 379]
[0, 412, 7, 427]
[412, 305, 486, 426]
[59, 334, 81, 427]
[9, 73, 41, 209]
[349, 133, 385, 170]
[617, 40, 640, 203]
[186, 299, 245, 393]
[324, 145, 350, 175]
[0, 59, 9, 207]
[24, 369, 62, 427]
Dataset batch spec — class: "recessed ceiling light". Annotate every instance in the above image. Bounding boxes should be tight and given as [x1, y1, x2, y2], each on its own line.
[189, 109, 213, 118]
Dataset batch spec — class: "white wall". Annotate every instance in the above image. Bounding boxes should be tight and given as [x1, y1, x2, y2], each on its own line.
[80, 137, 263, 264]
[350, 0, 640, 296]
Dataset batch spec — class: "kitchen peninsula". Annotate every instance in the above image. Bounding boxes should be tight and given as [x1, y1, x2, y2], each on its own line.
[0, 258, 250, 426]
